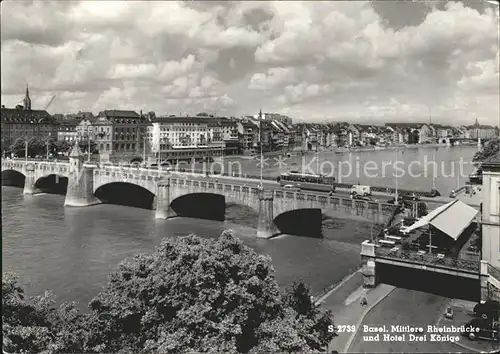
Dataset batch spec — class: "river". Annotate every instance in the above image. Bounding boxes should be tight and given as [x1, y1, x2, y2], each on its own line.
[1, 145, 478, 310]
[201, 145, 478, 195]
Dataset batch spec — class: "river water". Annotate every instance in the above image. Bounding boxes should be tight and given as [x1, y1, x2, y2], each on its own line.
[201, 145, 478, 195]
[1, 145, 478, 310]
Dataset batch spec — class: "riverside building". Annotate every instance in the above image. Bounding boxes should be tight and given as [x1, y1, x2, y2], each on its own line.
[147, 116, 225, 164]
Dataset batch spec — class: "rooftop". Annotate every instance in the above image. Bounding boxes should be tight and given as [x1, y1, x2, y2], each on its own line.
[98, 110, 141, 118]
[1, 107, 56, 124]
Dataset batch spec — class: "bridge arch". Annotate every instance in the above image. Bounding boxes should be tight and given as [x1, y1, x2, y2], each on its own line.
[34, 174, 69, 195]
[274, 208, 323, 237]
[95, 182, 155, 209]
[170, 193, 228, 221]
[1, 169, 26, 188]
[93, 175, 157, 195]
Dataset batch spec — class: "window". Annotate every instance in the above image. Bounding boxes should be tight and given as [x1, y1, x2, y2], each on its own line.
[106, 144, 110, 151]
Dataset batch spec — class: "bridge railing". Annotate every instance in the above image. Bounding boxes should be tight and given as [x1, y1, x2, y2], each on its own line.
[375, 247, 480, 273]
[488, 264, 500, 282]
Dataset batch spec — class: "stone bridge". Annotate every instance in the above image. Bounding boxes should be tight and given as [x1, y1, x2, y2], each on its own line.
[2, 150, 397, 238]
[1, 159, 70, 195]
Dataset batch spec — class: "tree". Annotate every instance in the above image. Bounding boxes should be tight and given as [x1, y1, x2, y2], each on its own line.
[3, 231, 336, 353]
[85, 231, 336, 353]
[2, 273, 87, 353]
[54, 140, 72, 155]
[8, 137, 45, 157]
[8, 138, 26, 157]
[473, 138, 499, 164]
[78, 139, 98, 154]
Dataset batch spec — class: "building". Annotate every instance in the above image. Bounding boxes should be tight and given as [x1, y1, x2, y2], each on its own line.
[480, 153, 500, 300]
[385, 123, 424, 144]
[92, 110, 149, 162]
[253, 112, 293, 126]
[355, 124, 378, 146]
[481, 154, 500, 269]
[57, 118, 80, 142]
[467, 119, 498, 140]
[237, 120, 258, 154]
[419, 124, 436, 143]
[76, 115, 97, 141]
[148, 116, 225, 164]
[219, 118, 240, 155]
[1, 86, 59, 151]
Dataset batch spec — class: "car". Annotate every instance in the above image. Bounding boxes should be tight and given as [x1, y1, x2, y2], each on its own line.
[283, 184, 300, 190]
[462, 319, 500, 342]
[351, 194, 375, 202]
[474, 300, 500, 321]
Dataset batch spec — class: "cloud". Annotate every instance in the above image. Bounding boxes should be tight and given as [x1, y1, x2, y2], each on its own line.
[0, 0, 498, 126]
[248, 67, 298, 90]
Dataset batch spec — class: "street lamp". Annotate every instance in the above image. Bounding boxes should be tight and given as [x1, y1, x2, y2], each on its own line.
[87, 126, 91, 162]
[143, 135, 146, 164]
[394, 148, 399, 205]
[25, 137, 28, 162]
[260, 120, 263, 189]
[46, 133, 51, 161]
[432, 147, 437, 190]
[316, 143, 320, 175]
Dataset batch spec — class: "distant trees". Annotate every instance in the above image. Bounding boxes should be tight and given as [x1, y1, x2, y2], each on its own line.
[8, 137, 45, 157]
[3, 231, 336, 353]
[77, 139, 98, 154]
[54, 140, 72, 154]
[6, 138, 81, 157]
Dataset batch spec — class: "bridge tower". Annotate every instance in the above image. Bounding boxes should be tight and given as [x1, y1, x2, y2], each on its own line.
[64, 142, 99, 207]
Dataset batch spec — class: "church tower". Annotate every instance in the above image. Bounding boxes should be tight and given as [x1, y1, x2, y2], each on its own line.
[23, 85, 31, 110]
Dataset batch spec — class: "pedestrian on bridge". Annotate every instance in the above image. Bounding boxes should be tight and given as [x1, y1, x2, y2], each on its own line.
[360, 288, 368, 306]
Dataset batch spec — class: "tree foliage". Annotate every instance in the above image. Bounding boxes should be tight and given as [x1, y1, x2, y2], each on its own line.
[7, 138, 76, 157]
[473, 138, 499, 164]
[2, 273, 87, 353]
[77, 139, 98, 154]
[3, 231, 336, 353]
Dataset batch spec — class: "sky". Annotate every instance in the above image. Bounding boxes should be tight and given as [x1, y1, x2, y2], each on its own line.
[1, 0, 499, 126]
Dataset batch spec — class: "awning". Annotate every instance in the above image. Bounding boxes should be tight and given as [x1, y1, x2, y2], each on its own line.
[401, 200, 479, 241]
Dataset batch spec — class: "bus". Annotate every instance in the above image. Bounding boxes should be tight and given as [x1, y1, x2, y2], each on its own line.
[277, 171, 336, 193]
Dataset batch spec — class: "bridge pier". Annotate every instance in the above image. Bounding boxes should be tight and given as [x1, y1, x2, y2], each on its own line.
[64, 144, 100, 207]
[23, 163, 41, 195]
[360, 241, 377, 287]
[257, 190, 279, 239]
[155, 179, 177, 219]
